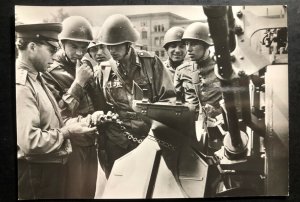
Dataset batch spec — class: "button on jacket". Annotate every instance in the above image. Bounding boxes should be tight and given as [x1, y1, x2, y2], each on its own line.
[16, 59, 71, 164]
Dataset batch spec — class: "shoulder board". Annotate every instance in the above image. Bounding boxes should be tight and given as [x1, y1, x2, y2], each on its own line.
[47, 61, 61, 72]
[137, 50, 155, 58]
[16, 68, 28, 85]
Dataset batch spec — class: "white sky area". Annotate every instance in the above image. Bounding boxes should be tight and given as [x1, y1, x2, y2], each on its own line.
[15, 5, 221, 25]
[15, 5, 284, 26]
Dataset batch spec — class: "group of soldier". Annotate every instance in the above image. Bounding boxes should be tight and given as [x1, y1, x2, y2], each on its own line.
[16, 13, 223, 199]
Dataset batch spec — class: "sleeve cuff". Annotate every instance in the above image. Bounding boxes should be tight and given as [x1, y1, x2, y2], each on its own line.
[67, 81, 84, 101]
[60, 127, 71, 139]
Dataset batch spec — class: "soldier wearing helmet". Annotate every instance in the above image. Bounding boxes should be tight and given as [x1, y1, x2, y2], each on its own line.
[163, 26, 187, 79]
[87, 26, 111, 66]
[15, 23, 99, 199]
[42, 16, 108, 198]
[174, 22, 223, 154]
[96, 14, 176, 177]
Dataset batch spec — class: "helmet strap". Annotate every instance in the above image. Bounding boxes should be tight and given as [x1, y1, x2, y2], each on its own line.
[125, 42, 131, 56]
[197, 48, 210, 63]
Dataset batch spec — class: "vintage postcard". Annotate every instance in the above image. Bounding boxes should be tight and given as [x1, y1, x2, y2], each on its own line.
[15, 4, 288, 199]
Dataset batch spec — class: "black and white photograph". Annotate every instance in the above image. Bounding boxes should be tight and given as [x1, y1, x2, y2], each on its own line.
[14, 4, 289, 199]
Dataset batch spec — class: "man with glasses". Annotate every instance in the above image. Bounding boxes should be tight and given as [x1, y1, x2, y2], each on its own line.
[16, 23, 97, 199]
[42, 16, 107, 198]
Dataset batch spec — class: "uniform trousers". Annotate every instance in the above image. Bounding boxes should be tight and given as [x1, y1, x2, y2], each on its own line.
[18, 159, 66, 199]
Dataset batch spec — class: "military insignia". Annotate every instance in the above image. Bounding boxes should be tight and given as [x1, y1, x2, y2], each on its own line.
[79, 26, 86, 33]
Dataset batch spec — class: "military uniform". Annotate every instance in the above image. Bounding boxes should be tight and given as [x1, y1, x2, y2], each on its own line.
[42, 50, 101, 198]
[96, 48, 176, 177]
[174, 56, 222, 114]
[16, 23, 73, 199]
[163, 59, 185, 80]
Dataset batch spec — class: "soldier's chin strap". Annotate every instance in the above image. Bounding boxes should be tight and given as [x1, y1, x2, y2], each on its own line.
[197, 48, 210, 64]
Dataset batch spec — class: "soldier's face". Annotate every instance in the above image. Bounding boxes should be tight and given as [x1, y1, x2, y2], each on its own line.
[63, 40, 89, 64]
[167, 41, 186, 62]
[107, 44, 127, 61]
[89, 44, 111, 64]
[31, 42, 56, 72]
[185, 40, 206, 61]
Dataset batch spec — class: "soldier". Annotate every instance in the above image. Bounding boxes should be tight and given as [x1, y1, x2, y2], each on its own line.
[174, 22, 223, 153]
[163, 26, 187, 79]
[41, 16, 107, 198]
[96, 14, 176, 177]
[87, 26, 111, 68]
[16, 23, 97, 199]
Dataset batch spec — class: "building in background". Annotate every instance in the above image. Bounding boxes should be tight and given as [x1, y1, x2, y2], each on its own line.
[128, 12, 206, 61]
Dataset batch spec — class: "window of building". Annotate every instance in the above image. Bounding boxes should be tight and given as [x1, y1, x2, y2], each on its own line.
[141, 31, 147, 39]
[155, 37, 160, 46]
[160, 36, 164, 45]
[158, 25, 161, 32]
[155, 51, 159, 56]
[162, 24, 165, 32]
[154, 25, 157, 32]
[161, 50, 165, 57]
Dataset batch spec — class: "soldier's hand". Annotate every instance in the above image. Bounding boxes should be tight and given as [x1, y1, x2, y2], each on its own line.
[75, 59, 94, 87]
[65, 122, 97, 138]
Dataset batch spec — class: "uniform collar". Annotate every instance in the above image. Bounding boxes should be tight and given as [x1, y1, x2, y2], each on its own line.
[16, 58, 39, 81]
[194, 57, 215, 75]
[131, 48, 142, 69]
[119, 48, 142, 72]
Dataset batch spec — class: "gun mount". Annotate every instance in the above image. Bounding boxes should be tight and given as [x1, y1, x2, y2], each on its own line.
[102, 5, 288, 198]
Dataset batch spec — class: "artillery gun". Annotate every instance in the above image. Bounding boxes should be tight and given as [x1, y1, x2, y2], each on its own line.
[102, 5, 288, 198]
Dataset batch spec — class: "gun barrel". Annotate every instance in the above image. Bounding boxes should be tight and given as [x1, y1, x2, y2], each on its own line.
[203, 6, 247, 158]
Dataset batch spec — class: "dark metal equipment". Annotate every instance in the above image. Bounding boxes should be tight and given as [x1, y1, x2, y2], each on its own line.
[102, 5, 288, 198]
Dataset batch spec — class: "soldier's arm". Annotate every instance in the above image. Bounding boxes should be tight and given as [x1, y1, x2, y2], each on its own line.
[16, 85, 70, 155]
[42, 68, 84, 117]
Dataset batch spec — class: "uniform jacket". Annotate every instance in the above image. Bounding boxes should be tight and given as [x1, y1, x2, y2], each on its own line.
[42, 50, 102, 146]
[96, 48, 176, 149]
[174, 56, 222, 114]
[16, 59, 71, 164]
[163, 58, 184, 80]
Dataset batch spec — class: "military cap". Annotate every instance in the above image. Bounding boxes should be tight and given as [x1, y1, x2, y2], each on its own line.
[15, 23, 62, 47]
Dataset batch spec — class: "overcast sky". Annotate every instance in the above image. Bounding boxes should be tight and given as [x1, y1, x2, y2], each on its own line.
[15, 5, 209, 26]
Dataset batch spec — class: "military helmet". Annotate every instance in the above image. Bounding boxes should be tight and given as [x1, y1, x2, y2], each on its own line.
[58, 16, 93, 43]
[87, 26, 103, 50]
[163, 26, 185, 49]
[182, 22, 213, 46]
[100, 14, 139, 45]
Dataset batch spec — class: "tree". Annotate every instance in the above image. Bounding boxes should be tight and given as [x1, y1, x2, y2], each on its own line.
[43, 8, 70, 23]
